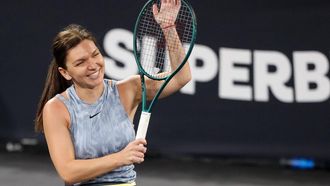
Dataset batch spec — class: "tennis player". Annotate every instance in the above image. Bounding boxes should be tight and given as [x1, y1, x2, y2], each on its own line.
[34, 1, 190, 186]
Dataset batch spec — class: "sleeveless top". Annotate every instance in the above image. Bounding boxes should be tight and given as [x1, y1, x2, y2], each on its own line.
[56, 79, 136, 185]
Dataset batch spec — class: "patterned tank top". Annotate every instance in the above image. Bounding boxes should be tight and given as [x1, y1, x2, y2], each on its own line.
[56, 79, 136, 185]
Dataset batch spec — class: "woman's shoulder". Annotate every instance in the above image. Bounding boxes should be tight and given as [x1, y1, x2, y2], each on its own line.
[44, 95, 67, 113]
[43, 93, 70, 128]
[44, 90, 70, 116]
[103, 76, 140, 93]
[113, 76, 140, 98]
[115, 75, 140, 87]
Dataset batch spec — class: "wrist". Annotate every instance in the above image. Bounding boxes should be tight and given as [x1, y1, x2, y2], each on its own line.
[161, 24, 176, 30]
[106, 152, 123, 168]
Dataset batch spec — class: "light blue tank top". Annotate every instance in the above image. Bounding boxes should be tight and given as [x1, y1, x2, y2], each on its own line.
[56, 79, 136, 185]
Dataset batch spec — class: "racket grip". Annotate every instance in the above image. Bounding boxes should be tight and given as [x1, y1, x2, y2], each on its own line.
[136, 112, 151, 139]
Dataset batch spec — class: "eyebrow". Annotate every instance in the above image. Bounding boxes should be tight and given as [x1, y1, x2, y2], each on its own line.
[92, 48, 100, 54]
[72, 57, 86, 65]
[72, 48, 99, 64]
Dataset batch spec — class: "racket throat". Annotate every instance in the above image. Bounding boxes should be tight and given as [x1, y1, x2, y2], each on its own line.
[136, 111, 151, 139]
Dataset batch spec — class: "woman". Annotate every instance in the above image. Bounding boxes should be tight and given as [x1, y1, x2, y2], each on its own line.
[35, 0, 190, 185]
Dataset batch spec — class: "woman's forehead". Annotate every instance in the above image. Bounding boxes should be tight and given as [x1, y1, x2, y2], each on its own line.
[66, 40, 97, 62]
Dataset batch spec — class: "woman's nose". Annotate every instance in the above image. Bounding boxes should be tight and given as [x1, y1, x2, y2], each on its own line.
[87, 59, 97, 70]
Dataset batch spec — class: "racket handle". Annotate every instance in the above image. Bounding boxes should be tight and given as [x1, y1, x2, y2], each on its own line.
[136, 111, 151, 139]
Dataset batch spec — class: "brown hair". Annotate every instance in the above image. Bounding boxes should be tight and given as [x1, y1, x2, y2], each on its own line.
[35, 24, 97, 132]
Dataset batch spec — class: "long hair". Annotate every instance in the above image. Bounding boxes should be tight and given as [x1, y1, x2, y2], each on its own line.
[35, 24, 97, 132]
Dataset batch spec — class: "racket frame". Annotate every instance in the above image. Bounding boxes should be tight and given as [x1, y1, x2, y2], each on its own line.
[133, 0, 197, 139]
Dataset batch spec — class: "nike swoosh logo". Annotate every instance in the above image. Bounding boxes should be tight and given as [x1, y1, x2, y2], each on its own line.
[89, 112, 101, 119]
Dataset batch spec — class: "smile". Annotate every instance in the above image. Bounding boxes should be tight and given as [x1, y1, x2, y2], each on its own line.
[87, 70, 100, 80]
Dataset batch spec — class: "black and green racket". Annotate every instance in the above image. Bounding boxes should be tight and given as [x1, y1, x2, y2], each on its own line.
[134, 0, 197, 139]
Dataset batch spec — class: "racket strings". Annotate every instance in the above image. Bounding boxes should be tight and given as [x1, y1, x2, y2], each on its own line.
[136, 0, 194, 79]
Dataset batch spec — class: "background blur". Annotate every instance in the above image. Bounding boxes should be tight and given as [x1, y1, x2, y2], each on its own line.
[1, 0, 330, 185]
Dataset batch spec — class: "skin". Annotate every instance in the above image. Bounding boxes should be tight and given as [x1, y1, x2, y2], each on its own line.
[42, 0, 190, 185]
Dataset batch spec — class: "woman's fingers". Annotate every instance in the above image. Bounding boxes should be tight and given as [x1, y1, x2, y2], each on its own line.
[133, 138, 147, 146]
[129, 139, 147, 163]
[130, 151, 145, 164]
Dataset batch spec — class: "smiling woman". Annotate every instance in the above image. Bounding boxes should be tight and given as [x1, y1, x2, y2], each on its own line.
[58, 39, 105, 101]
[33, 6, 191, 184]
[34, 24, 147, 186]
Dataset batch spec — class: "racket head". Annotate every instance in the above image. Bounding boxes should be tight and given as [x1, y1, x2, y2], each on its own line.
[133, 0, 197, 81]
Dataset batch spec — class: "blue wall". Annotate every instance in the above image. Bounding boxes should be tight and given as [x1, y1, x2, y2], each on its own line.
[1, 0, 330, 159]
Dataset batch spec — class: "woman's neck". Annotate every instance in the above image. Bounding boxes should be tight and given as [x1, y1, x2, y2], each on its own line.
[74, 82, 104, 104]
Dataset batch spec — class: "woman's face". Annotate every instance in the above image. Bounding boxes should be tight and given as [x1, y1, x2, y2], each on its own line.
[59, 39, 105, 89]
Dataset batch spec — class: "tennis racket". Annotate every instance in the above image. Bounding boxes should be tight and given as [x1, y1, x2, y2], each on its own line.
[134, 0, 197, 139]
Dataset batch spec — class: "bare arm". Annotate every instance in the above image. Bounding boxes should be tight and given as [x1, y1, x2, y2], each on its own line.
[118, 0, 191, 116]
[43, 97, 146, 185]
[148, 0, 191, 99]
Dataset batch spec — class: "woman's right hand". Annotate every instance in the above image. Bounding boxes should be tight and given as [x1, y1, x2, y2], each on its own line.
[118, 139, 147, 165]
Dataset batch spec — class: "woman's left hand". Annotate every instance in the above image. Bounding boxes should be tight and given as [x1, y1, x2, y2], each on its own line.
[152, 0, 181, 28]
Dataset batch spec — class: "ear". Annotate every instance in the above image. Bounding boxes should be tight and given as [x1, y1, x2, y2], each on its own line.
[58, 67, 72, 81]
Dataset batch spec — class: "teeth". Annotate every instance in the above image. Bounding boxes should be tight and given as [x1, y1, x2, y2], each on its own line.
[89, 70, 99, 79]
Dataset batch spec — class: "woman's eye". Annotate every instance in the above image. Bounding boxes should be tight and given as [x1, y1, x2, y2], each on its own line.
[75, 61, 83, 66]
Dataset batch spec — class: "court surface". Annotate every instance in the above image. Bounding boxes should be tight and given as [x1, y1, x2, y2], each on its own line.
[0, 151, 329, 186]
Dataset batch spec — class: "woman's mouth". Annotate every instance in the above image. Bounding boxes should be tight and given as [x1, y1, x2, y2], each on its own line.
[87, 70, 100, 80]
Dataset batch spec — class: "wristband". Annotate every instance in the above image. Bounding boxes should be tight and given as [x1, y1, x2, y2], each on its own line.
[162, 24, 176, 29]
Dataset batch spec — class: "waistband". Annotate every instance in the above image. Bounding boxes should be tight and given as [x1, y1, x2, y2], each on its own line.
[80, 181, 136, 186]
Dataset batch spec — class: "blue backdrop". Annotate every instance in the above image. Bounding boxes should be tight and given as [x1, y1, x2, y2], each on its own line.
[1, 0, 330, 159]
